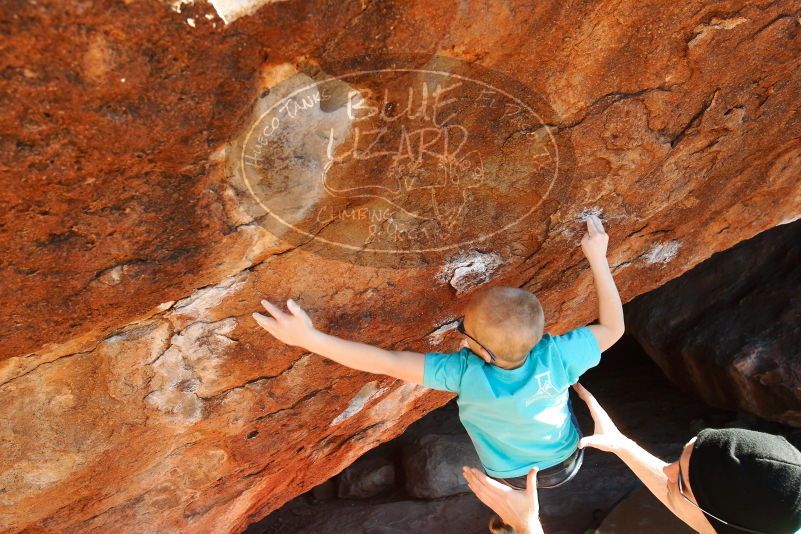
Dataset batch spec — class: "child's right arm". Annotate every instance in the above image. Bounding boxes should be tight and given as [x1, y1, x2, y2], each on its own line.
[253, 299, 425, 385]
[580, 214, 625, 351]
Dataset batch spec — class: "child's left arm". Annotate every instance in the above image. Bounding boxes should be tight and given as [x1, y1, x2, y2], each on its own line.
[253, 298, 425, 385]
[580, 214, 625, 351]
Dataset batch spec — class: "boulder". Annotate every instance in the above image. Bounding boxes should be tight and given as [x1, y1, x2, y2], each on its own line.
[626, 219, 801, 426]
[403, 433, 483, 499]
[2, 0, 800, 532]
[336, 453, 396, 499]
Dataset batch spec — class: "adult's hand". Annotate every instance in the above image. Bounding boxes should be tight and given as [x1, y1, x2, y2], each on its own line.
[573, 383, 628, 453]
[462, 466, 543, 534]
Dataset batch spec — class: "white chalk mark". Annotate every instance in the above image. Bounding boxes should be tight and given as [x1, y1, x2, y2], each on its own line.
[425, 319, 459, 346]
[644, 240, 681, 264]
[172, 272, 248, 323]
[330, 382, 390, 426]
[578, 206, 604, 222]
[208, 0, 290, 24]
[437, 250, 503, 295]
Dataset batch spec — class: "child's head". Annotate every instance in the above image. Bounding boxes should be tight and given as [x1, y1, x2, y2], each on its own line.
[462, 286, 544, 368]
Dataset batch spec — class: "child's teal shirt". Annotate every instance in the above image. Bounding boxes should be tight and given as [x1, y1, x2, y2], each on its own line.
[423, 326, 602, 478]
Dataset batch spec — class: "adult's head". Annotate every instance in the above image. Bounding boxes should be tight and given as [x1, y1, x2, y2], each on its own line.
[663, 428, 801, 534]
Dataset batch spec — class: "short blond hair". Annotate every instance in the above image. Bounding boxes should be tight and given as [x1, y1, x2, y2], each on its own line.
[464, 286, 545, 362]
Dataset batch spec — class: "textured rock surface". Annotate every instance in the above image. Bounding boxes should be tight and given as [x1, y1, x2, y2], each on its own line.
[336, 452, 395, 499]
[1, 0, 800, 532]
[626, 218, 801, 426]
[403, 433, 482, 498]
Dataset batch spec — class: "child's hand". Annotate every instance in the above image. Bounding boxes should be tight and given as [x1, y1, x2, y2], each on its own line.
[252, 299, 317, 348]
[580, 214, 609, 265]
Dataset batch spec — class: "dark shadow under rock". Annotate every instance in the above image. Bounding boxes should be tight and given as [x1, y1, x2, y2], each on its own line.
[337, 451, 396, 499]
[598, 486, 694, 533]
[403, 433, 482, 499]
[625, 218, 801, 426]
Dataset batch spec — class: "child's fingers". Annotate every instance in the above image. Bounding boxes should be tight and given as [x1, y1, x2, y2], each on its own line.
[594, 216, 606, 235]
[287, 299, 309, 320]
[252, 312, 277, 332]
[585, 217, 597, 236]
[261, 299, 285, 320]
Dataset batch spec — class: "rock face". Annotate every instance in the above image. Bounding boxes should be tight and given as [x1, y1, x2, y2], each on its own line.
[403, 433, 482, 498]
[336, 452, 396, 499]
[1, 0, 800, 532]
[626, 219, 801, 426]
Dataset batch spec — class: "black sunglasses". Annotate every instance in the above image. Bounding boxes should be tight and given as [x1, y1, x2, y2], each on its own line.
[677, 464, 764, 534]
[455, 318, 497, 362]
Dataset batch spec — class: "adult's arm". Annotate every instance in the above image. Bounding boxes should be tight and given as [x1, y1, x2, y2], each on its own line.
[573, 383, 716, 533]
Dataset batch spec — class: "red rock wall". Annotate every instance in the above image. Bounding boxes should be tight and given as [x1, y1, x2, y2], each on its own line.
[1, 0, 799, 532]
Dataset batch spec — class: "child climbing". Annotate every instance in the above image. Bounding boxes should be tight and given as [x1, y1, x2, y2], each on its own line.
[253, 214, 624, 498]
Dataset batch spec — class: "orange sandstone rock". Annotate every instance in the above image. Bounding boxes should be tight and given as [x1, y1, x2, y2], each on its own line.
[0, 0, 799, 532]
